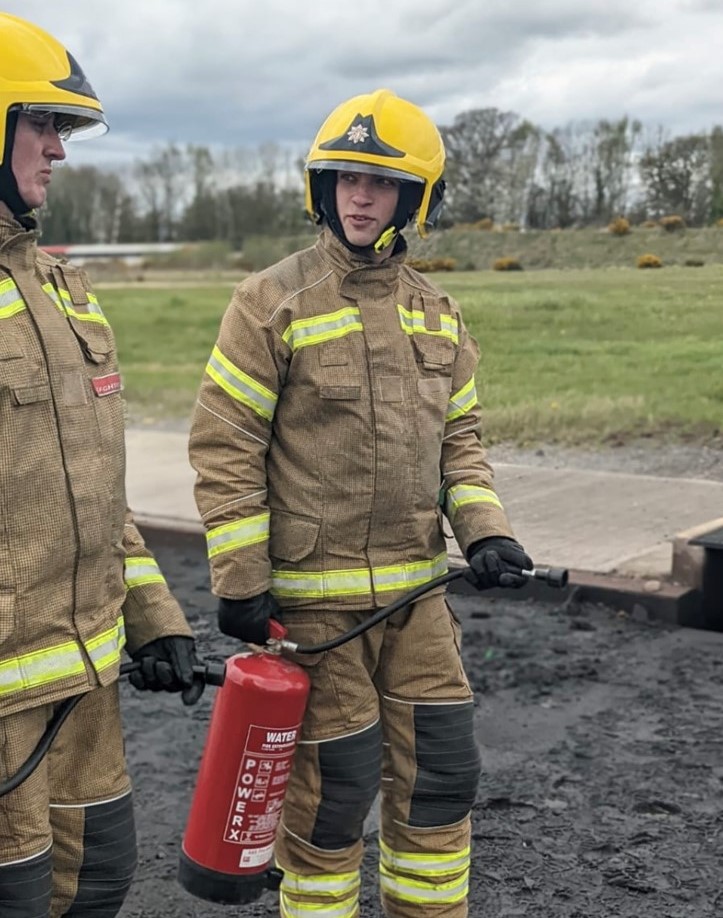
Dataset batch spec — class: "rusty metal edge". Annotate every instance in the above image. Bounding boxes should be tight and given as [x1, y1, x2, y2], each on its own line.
[448, 563, 704, 628]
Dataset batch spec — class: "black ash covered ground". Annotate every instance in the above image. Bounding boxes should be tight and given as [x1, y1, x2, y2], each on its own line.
[118, 532, 723, 918]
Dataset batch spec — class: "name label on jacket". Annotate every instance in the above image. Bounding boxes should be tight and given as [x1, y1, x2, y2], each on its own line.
[92, 373, 122, 397]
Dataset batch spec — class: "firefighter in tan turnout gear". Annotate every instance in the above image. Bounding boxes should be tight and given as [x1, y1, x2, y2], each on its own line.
[0, 14, 202, 918]
[189, 88, 533, 917]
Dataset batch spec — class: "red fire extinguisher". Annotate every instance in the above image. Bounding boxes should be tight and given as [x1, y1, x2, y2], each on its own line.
[177, 564, 568, 906]
[178, 619, 310, 905]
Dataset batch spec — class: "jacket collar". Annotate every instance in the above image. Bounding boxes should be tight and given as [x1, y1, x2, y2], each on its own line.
[0, 200, 38, 270]
[316, 225, 407, 297]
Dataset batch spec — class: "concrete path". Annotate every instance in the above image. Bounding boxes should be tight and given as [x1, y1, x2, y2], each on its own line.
[125, 428, 723, 580]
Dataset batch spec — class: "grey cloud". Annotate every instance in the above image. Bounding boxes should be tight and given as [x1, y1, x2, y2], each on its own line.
[3, 0, 723, 163]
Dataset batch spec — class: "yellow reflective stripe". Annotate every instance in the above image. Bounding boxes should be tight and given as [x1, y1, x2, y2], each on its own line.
[279, 871, 359, 918]
[379, 837, 471, 875]
[397, 304, 459, 343]
[41, 283, 109, 325]
[124, 557, 167, 588]
[206, 345, 277, 421]
[207, 513, 270, 558]
[282, 307, 362, 352]
[0, 642, 86, 696]
[0, 278, 26, 319]
[379, 862, 469, 905]
[445, 484, 503, 521]
[372, 552, 448, 593]
[280, 894, 358, 917]
[280, 867, 360, 897]
[446, 377, 478, 422]
[84, 616, 126, 672]
[272, 553, 447, 599]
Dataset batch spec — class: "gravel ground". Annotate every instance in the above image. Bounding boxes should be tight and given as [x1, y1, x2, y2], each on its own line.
[488, 439, 723, 483]
[117, 509, 723, 918]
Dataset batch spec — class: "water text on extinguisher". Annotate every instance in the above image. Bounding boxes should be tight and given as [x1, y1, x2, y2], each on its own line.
[223, 723, 300, 848]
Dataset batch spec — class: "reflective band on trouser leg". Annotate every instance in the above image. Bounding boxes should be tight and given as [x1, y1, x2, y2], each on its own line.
[0, 849, 53, 917]
[379, 837, 470, 911]
[279, 868, 361, 918]
[50, 792, 137, 918]
[275, 722, 383, 918]
[379, 699, 479, 917]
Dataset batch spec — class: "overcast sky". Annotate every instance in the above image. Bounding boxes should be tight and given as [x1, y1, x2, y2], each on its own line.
[5, 0, 723, 166]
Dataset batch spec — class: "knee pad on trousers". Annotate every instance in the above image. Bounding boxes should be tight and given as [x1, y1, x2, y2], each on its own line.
[0, 848, 53, 918]
[311, 721, 383, 849]
[409, 702, 481, 828]
[60, 792, 137, 917]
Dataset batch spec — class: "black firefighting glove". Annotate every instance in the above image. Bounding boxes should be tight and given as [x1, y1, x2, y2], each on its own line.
[128, 635, 204, 706]
[217, 591, 283, 646]
[465, 536, 533, 590]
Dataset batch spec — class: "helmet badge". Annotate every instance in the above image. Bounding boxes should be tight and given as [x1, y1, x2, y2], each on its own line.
[319, 113, 404, 158]
[347, 123, 369, 144]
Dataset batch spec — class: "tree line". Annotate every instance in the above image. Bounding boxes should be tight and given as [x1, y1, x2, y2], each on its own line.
[41, 109, 723, 245]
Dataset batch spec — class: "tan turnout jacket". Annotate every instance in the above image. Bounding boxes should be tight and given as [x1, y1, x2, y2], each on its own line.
[0, 204, 191, 717]
[189, 227, 515, 611]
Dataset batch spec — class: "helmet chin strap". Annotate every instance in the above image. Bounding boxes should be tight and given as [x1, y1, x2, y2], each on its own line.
[0, 112, 37, 228]
[318, 171, 421, 258]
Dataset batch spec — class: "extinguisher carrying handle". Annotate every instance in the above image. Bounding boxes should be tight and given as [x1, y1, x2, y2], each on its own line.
[272, 564, 569, 655]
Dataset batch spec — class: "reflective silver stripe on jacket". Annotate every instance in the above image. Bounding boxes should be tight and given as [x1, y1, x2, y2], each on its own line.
[124, 557, 167, 588]
[206, 346, 277, 421]
[206, 513, 270, 558]
[272, 553, 448, 599]
[0, 278, 26, 319]
[445, 484, 503, 521]
[446, 377, 478, 422]
[282, 307, 363, 352]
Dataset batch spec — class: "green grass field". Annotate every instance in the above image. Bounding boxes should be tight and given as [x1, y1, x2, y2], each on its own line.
[98, 265, 723, 446]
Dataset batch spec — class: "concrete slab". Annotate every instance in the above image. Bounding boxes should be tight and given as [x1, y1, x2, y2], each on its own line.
[124, 428, 723, 582]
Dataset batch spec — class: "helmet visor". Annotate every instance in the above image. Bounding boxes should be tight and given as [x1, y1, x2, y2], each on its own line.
[306, 159, 423, 184]
[14, 103, 108, 141]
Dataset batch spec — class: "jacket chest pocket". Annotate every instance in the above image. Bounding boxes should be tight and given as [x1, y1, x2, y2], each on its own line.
[69, 321, 116, 370]
[0, 334, 27, 388]
[316, 339, 360, 398]
[411, 333, 455, 375]
[0, 334, 48, 396]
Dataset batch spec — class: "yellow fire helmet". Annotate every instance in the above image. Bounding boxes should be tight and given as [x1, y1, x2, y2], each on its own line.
[0, 12, 108, 167]
[305, 88, 446, 240]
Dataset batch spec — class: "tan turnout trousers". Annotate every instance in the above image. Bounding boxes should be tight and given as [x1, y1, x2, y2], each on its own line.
[274, 592, 481, 918]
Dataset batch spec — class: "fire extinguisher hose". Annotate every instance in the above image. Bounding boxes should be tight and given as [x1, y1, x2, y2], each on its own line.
[0, 661, 225, 799]
[277, 564, 568, 654]
[0, 564, 566, 798]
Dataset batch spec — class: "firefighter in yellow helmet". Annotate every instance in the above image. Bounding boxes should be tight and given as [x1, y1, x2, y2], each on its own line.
[0, 13, 203, 918]
[189, 88, 533, 917]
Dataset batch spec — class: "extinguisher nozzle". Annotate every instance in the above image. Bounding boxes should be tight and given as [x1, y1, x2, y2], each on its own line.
[179, 851, 282, 904]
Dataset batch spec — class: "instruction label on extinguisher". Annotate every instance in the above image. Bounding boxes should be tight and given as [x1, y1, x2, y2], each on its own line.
[223, 723, 300, 855]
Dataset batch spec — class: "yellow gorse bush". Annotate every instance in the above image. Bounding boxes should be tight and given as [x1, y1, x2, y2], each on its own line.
[493, 256, 523, 271]
[637, 253, 663, 269]
[608, 217, 631, 236]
